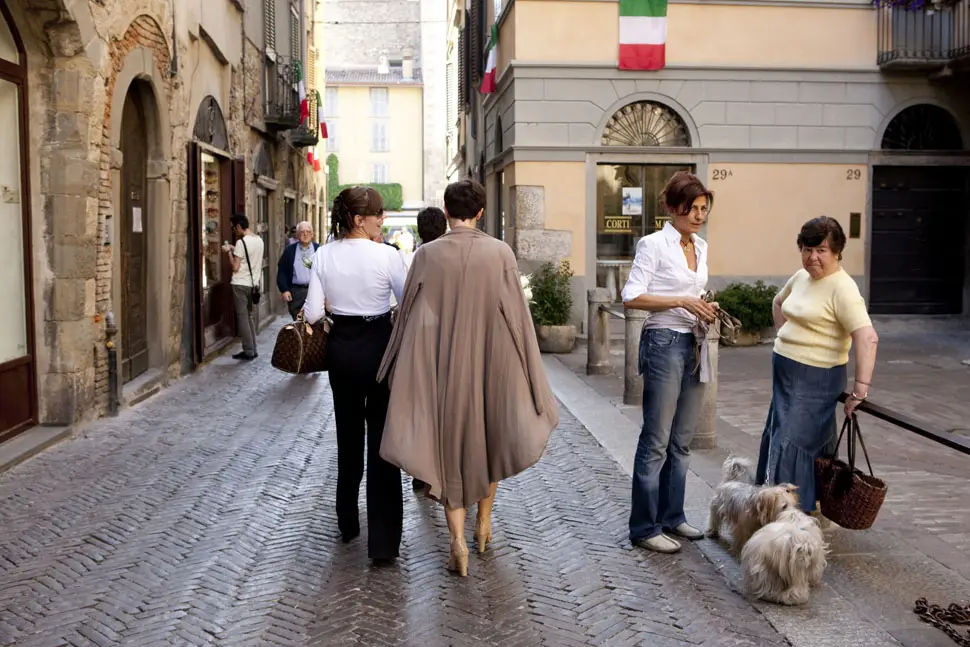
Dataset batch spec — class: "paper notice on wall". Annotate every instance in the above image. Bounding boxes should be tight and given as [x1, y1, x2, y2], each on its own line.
[132, 207, 143, 233]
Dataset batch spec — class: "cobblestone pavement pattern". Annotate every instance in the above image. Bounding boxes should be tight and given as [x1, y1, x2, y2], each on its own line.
[0, 340, 788, 647]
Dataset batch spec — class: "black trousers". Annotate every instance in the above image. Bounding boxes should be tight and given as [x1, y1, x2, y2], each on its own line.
[327, 312, 402, 560]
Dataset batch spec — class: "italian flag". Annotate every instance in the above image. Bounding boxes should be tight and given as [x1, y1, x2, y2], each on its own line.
[480, 24, 498, 95]
[316, 90, 328, 139]
[296, 61, 309, 123]
[619, 0, 667, 71]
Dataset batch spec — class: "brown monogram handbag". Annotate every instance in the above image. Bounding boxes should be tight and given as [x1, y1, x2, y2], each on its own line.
[271, 312, 330, 374]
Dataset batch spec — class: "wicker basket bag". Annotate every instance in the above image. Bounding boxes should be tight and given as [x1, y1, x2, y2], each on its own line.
[815, 414, 888, 530]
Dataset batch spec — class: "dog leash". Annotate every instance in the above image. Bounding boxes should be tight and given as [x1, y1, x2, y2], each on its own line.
[914, 598, 970, 646]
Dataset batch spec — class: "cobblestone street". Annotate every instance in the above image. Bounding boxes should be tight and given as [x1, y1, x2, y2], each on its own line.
[0, 335, 787, 647]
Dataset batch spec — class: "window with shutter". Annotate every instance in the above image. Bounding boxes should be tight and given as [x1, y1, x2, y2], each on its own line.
[325, 88, 338, 116]
[290, 3, 300, 62]
[371, 121, 389, 152]
[263, 0, 276, 53]
[445, 61, 456, 129]
[470, 0, 482, 83]
[458, 25, 467, 108]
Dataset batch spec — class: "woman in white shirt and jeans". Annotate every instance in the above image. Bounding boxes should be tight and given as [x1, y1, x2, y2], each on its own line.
[621, 172, 718, 554]
[303, 186, 407, 563]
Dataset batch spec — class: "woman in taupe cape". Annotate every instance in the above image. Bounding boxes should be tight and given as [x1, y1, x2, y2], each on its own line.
[377, 179, 558, 577]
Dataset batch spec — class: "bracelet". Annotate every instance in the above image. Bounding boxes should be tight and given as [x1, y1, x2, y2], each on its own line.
[849, 391, 868, 401]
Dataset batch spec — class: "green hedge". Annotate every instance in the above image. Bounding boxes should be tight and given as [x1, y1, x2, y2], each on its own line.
[337, 183, 403, 211]
[326, 154, 404, 211]
[714, 281, 779, 332]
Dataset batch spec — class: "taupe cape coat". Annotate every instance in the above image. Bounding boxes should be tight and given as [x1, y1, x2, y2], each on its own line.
[377, 227, 558, 509]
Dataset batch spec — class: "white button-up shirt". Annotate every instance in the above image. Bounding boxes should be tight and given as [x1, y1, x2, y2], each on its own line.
[620, 222, 709, 333]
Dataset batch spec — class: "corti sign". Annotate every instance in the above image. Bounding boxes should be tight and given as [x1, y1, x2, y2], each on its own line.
[603, 217, 632, 233]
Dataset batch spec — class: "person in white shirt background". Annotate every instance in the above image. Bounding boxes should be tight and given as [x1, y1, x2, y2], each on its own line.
[222, 214, 264, 361]
[620, 171, 719, 554]
[303, 186, 407, 564]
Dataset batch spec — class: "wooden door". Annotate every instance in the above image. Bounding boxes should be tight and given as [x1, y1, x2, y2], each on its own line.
[871, 166, 968, 315]
[120, 89, 149, 382]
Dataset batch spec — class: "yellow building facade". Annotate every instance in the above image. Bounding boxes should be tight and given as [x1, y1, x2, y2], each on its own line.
[456, 0, 970, 324]
[324, 70, 425, 210]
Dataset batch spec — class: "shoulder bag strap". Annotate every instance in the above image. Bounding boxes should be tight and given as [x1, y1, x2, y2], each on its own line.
[850, 414, 876, 477]
[241, 238, 257, 287]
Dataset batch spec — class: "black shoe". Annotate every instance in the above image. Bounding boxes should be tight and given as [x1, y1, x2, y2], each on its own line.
[412, 478, 427, 492]
[232, 352, 255, 361]
[370, 556, 397, 567]
[340, 529, 360, 544]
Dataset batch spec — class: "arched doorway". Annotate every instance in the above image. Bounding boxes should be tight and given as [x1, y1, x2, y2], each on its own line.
[185, 96, 245, 365]
[0, 3, 36, 441]
[871, 104, 968, 315]
[119, 84, 149, 382]
[595, 100, 693, 301]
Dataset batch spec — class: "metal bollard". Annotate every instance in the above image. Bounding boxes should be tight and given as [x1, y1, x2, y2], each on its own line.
[691, 324, 720, 449]
[105, 312, 119, 417]
[586, 288, 613, 376]
[623, 308, 647, 406]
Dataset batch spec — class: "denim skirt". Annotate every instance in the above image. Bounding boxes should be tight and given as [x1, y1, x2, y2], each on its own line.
[755, 352, 846, 512]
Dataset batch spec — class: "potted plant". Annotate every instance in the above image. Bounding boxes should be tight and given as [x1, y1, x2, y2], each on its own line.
[713, 281, 779, 346]
[529, 261, 576, 353]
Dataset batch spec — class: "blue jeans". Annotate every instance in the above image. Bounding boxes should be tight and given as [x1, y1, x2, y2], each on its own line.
[630, 328, 706, 541]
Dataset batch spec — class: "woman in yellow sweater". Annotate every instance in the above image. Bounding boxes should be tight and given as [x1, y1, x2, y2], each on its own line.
[755, 216, 879, 513]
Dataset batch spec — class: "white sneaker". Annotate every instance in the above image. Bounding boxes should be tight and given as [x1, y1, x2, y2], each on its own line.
[634, 534, 682, 554]
[665, 522, 705, 540]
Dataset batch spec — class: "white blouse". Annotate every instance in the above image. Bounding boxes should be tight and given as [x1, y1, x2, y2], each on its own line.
[620, 222, 709, 333]
[303, 238, 407, 323]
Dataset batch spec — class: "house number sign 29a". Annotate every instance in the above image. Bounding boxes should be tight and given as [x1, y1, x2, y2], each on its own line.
[712, 169, 733, 180]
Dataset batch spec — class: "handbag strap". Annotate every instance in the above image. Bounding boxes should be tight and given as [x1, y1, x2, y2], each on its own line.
[241, 237, 257, 287]
[851, 414, 876, 477]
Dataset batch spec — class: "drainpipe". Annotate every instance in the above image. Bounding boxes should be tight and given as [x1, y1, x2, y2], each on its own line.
[105, 312, 120, 417]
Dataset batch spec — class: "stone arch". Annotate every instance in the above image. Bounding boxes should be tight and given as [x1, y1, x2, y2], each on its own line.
[594, 92, 699, 149]
[253, 142, 275, 179]
[105, 36, 173, 395]
[193, 96, 229, 151]
[878, 101, 965, 151]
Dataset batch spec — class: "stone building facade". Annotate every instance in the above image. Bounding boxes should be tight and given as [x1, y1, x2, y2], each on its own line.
[0, 0, 325, 445]
[324, 0, 447, 207]
[452, 0, 970, 326]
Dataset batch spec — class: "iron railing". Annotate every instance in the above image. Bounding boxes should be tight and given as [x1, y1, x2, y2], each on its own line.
[877, 0, 970, 69]
[265, 57, 302, 131]
[838, 393, 970, 456]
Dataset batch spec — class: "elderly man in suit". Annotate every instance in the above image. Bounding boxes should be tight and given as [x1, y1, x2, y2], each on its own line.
[276, 221, 320, 320]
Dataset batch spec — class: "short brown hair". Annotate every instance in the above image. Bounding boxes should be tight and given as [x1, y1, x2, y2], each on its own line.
[797, 216, 846, 260]
[444, 179, 486, 221]
[660, 171, 714, 216]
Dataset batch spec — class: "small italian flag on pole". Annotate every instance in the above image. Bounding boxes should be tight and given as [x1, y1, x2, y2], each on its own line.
[619, 0, 667, 71]
[296, 61, 309, 123]
[316, 90, 328, 139]
[480, 24, 499, 95]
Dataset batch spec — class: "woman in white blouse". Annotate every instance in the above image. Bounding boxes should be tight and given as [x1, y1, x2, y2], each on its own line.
[620, 171, 718, 554]
[303, 186, 407, 564]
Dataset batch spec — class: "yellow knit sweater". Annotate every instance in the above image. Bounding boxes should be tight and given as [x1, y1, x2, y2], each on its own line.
[773, 268, 872, 369]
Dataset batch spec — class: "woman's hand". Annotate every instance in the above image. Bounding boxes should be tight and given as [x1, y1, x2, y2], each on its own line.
[680, 297, 717, 323]
[844, 388, 867, 417]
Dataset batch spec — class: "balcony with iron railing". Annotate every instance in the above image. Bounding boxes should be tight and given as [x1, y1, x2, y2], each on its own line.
[877, 0, 970, 70]
[289, 93, 320, 148]
[264, 57, 302, 131]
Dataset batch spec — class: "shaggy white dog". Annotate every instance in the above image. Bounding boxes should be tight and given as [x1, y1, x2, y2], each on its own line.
[707, 456, 800, 555]
[740, 508, 828, 605]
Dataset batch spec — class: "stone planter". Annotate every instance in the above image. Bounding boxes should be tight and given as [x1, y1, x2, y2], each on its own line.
[535, 324, 577, 354]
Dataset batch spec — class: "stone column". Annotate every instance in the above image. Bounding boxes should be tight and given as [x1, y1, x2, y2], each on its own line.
[691, 324, 720, 450]
[586, 288, 612, 376]
[623, 308, 647, 406]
